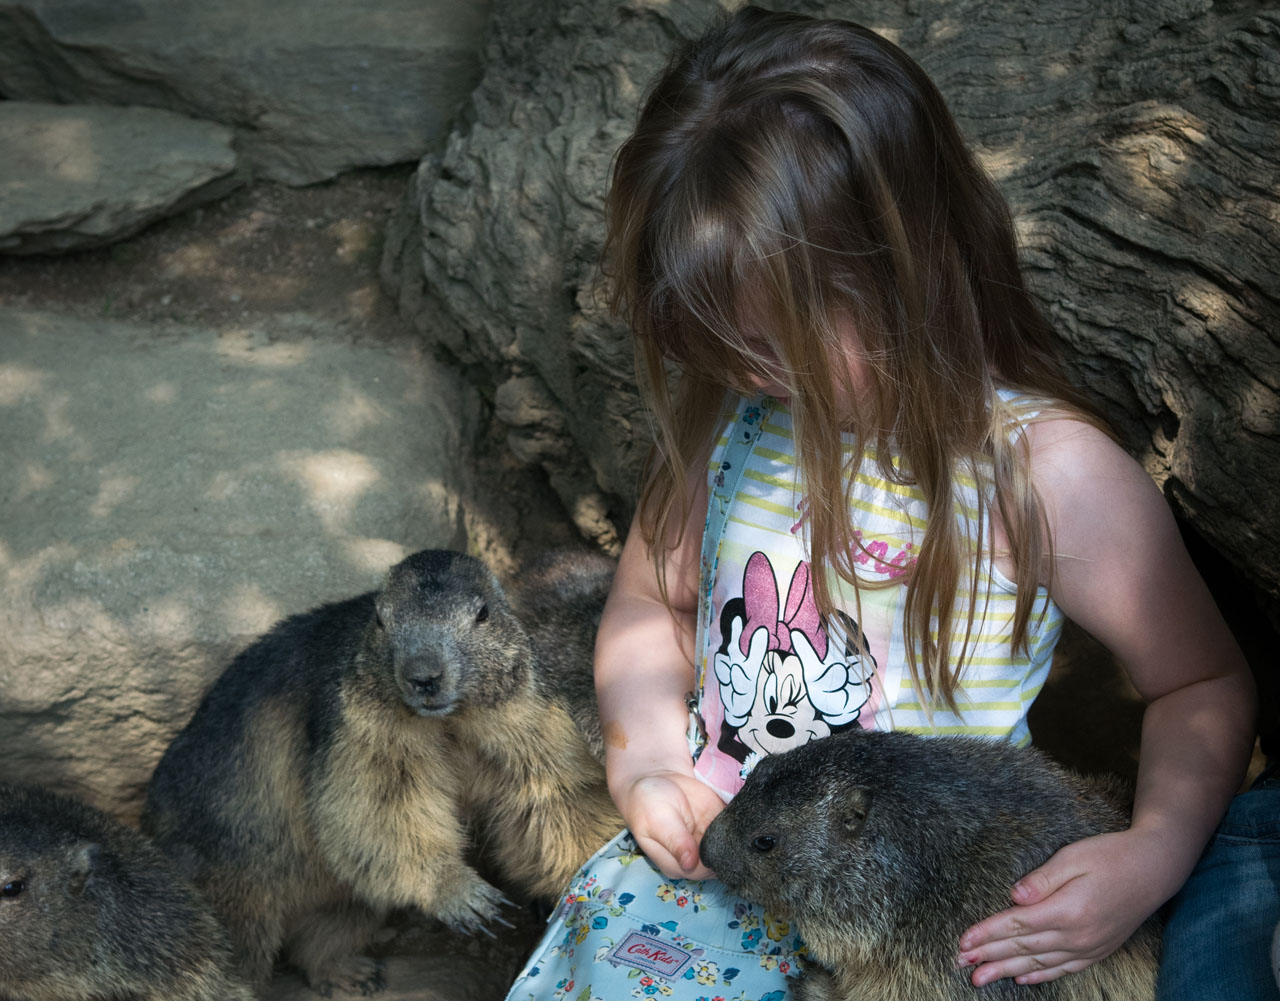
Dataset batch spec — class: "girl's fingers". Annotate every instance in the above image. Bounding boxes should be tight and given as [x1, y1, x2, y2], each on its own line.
[957, 929, 1060, 969]
[966, 952, 1082, 987]
[625, 772, 725, 880]
[629, 797, 694, 878]
[1013, 961, 1092, 986]
[631, 833, 686, 880]
[633, 831, 714, 880]
[959, 907, 1044, 951]
[961, 865, 1085, 950]
[958, 834, 1162, 987]
[663, 825, 714, 878]
[632, 795, 710, 878]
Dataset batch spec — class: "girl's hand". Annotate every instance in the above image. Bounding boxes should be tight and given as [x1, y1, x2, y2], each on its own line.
[618, 770, 727, 881]
[955, 829, 1169, 986]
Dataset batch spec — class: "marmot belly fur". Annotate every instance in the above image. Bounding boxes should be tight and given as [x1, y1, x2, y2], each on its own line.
[0, 783, 253, 1001]
[142, 548, 621, 995]
[456, 548, 623, 902]
[700, 728, 1161, 1001]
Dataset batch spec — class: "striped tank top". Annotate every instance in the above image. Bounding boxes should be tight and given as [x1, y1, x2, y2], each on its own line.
[690, 392, 1064, 801]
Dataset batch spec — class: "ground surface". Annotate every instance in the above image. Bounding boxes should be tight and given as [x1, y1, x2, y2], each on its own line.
[0, 167, 413, 342]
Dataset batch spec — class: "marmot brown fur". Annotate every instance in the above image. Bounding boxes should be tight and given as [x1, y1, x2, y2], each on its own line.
[142, 548, 621, 995]
[458, 548, 623, 902]
[0, 783, 253, 1001]
[700, 728, 1161, 1001]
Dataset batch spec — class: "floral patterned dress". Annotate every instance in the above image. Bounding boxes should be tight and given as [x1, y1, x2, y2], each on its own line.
[508, 831, 804, 1001]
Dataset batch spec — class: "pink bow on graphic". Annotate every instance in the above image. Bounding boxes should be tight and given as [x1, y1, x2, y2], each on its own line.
[740, 552, 829, 661]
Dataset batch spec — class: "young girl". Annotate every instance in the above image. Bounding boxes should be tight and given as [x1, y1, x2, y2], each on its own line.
[509, 6, 1256, 998]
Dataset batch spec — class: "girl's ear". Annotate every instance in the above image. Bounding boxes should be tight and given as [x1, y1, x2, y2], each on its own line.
[66, 841, 101, 896]
[837, 787, 872, 839]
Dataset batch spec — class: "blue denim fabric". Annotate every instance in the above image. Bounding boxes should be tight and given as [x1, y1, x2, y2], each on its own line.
[1157, 776, 1280, 1001]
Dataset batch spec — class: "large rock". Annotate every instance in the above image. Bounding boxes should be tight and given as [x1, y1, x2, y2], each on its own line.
[382, 0, 724, 553]
[383, 0, 1280, 626]
[0, 0, 492, 185]
[0, 101, 241, 254]
[0, 307, 482, 822]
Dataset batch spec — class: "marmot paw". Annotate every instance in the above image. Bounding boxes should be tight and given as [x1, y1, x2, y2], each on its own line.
[305, 954, 386, 997]
[794, 966, 839, 1001]
[435, 877, 512, 933]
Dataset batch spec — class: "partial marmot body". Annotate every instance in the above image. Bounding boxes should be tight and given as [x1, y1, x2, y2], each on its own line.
[142, 548, 620, 995]
[0, 783, 253, 1001]
[700, 728, 1161, 1001]
[458, 549, 623, 901]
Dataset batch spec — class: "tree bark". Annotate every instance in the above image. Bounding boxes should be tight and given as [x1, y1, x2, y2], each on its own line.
[382, 0, 1280, 629]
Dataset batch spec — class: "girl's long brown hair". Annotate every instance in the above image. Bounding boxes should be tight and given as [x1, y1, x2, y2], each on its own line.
[605, 6, 1103, 709]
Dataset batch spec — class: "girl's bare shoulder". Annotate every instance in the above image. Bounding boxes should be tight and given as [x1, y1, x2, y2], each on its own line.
[1020, 414, 1157, 511]
[1020, 415, 1242, 695]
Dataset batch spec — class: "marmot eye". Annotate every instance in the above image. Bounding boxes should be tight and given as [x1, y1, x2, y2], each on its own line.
[751, 835, 776, 853]
[475, 603, 489, 624]
[1, 880, 24, 898]
[374, 610, 386, 630]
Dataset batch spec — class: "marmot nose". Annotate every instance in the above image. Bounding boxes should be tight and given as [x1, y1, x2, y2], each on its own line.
[410, 674, 441, 697]
[766, 718, 794, 739]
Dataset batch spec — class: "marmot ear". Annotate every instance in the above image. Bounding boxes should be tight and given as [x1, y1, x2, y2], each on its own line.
[836, 787, 872, 839]
[66, 841, 101, 896]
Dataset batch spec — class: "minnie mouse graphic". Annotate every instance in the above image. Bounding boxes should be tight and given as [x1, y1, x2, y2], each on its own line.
[711, 552, 876, 770]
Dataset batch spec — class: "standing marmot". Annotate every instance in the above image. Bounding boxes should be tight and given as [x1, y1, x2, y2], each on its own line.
[458, 548, 623, 902]
[142, 548, 621, 996]
[700, 728, 1162, 1001]
[0, 783, 253, 1001]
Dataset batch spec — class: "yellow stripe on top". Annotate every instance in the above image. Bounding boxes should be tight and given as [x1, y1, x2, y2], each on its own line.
[700, 392, 1064, 760]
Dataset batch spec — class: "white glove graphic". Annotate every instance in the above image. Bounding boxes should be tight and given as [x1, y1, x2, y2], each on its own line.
[713, 615, 770, 728]
[792, 629, 868, 727]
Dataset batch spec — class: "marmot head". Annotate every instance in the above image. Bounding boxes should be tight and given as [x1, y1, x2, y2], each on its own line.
[0, 785, 107, 988]
[699, 729, 976, 959]
[368, 550, 533, 717]
[700, 734, 870, 931]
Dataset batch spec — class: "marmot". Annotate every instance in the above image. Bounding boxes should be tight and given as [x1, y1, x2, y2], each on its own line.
[0, 783, 253, 1001]
[142, 548, 621, 995]
[700, 728, 1161, 1001]
[457, 548, 623, 901]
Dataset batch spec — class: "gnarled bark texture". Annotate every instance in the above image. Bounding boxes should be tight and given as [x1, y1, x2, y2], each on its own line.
[382, 0, 1280, 630]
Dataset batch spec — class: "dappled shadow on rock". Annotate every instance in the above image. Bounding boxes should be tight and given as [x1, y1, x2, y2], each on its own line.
[0, 101, 242, 255]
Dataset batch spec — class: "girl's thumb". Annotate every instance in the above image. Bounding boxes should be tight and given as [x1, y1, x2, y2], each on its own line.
[1011, 864, 1058, 905]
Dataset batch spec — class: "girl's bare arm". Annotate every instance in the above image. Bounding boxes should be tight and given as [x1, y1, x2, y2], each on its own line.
[960, 418, 1257, 986]
[595, 476, 724, 878]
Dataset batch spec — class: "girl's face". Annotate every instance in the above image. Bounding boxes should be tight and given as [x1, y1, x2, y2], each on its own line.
[738, 315, 867, 412]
